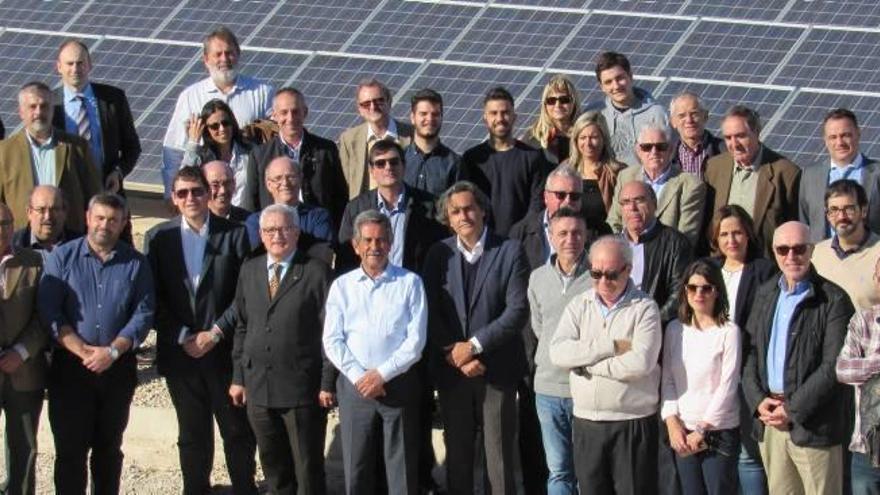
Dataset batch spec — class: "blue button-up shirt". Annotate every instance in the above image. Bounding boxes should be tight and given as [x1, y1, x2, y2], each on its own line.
[403, 142, 461, 197]
[63, 84, 104, 170]
[767, 277, 811, 393]
[323, 263, 427, 384]
[26, 132, 57, 186]
[828, 153, 865, 186]
[643, 165, 674, 202]
[39, 237, 154, 347]
[378, 189, 407, 267]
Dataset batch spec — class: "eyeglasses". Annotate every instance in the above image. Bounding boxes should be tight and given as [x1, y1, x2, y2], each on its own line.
[261, 226, 294, 237]
[358, 97, 386, 109]
[207, 120, 232, 131]
[209, 179, 234, 189]
[547, 190, 582, 202]
[29, 206, 65, 215]
[826, 204, 858, 217]
[619, 196, 649, 208]
[371, 157, 402, 169]
[638, 142, 669, 153]
[545, 95, 572, 106]
[774, 244, 810, 257]
[590, 269, 624, 281]
[174, 187, 206, 199]
[686, 284, 716, 295]
[267, 174, 299, 185]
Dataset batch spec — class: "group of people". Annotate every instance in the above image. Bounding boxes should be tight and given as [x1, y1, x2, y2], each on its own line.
[0, 23, 879, 495]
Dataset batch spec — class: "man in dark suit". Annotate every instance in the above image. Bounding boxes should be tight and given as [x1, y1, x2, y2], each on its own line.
[799, 108, 880, 242]
[144, 166, 257, 495]
[230, 203, 333, 495]
[12, 185, 79, 257]
[203, 160, 251, 223]
[703, 105, 801, 257]
[53, 39, 141, 194]
[0, 202, 48, 495]
[423, 181, 530, 495]
[244, 88, 347, 228]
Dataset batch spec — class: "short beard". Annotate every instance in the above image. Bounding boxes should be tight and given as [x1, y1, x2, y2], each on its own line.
[209, 67, 237, 88]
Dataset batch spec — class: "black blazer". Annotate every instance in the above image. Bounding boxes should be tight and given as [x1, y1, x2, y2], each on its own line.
[336, 186, 445, 274]
[641, 222, 693, 324]
[226, 205, 252, 224]
[245, 130, 348, 229]
[508, 208, 612, 272]
[232, 251, 334, 408]
[707, 257, 778, 330]
[52, 82, 141, 182]
[422, 233, 529, 388]
[143, 215, 250, 377]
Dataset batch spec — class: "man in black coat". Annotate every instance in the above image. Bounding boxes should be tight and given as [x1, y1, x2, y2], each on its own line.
[53, 39, 140, 194]
[230, 203, 334, 495]
[203, 160, 251, 223]
[742, 221, 854, 495]
[144, 166, 257, 495]
[243, 87, 348, 229]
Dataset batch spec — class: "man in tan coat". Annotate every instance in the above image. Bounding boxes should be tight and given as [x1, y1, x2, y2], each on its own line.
[0, 82, 101, 233]
[0, 202, 48, 494]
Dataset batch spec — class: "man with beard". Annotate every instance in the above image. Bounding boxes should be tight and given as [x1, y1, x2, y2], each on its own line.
[0, 81, 101, 233]
[12, 185, 79, 258]
[403, 88, 460, 196]
[203, 160, 251, 222]
[812, 179, 880, 312]
[459, 86, 550, 237]
[162, 26, 274, 197]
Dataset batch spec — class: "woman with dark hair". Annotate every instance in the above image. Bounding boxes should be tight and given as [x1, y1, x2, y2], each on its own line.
[661, 259, 741, 495]
[708, 204, 777, 495]
[182, 98, 253, 206]
[523, 74, 580, 164]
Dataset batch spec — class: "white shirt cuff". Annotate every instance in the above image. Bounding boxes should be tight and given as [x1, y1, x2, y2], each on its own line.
[469, 337, 483, 354]
[13, 344, 29, 361]
[178, 327, 190, 345]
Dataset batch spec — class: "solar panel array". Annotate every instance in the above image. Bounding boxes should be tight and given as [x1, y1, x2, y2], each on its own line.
[1, 0, 879, 189]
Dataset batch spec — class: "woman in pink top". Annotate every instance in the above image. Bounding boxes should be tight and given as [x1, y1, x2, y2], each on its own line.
[662, 259, 741, 495]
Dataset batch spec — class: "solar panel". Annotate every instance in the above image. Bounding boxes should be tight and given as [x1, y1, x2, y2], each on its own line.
[495, 0, 587, 8]
[0, 31, 68, 129]
[67, 1, 182, 39]
[247, 0, 381, 53]
[156, 0, 279, 42]
[784, 0, 880, 28]
[682, 0, 786, 21]
[773, 29, 880, 93]
[586, 0, 685, 15]
[0, 0, 81, 32]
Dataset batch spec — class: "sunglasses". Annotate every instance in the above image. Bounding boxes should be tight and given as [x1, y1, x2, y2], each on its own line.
[545, 95, 572, 106]
[774, 244, 810, 257]
[207, 120, 232, 131]
[174, 187, 206, 199]
[638, 142, 670, 152]
[686, 284, 716, 295]
[590, 269, 624, 281]
[548, 190, 582, 202]
[371, 157, 402, 169]
[358, 97, 386, 109]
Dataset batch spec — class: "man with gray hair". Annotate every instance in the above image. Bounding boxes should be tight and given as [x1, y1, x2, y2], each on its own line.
[550, 234, 662, 494]
[324, 209, 427, 494]
[669, 91, 725, 179]
[162, 26, 274, 197]
[231, 202, 333, 494]
[203, 160, 251, 222]
[608, 124, 705, 246]
[0, 81, 101, 233]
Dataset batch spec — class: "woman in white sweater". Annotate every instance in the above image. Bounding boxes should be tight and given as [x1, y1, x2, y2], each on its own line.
[661, 259, 741, 495]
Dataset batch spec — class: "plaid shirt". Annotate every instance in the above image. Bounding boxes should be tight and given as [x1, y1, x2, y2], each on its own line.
[676, 139, 709, 179]
[837, 306, 880, 452]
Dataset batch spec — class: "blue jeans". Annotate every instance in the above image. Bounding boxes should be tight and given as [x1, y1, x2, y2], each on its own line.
[738, 442, 767, 495]
[535, 393, 577, 495]
[675, 428, 740, 495]
[852, 451, 880, 495]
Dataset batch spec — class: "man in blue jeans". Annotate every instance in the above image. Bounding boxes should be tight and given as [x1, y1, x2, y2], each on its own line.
[527, 207, 592, 494]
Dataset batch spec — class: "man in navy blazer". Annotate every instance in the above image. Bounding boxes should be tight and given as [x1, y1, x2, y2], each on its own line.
[423, 181, 529, 495]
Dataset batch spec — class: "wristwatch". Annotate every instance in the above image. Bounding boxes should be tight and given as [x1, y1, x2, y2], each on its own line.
[694, 424, 707, 436]
[210, 331, 222, 344]
[108, 345, 120, 361]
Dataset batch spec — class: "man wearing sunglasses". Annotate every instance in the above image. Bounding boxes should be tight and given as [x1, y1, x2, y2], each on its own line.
[550, 235, 663, 495]
[145, 166, 257, 494]
[742, 221, 854, 495]
[704, 105, 801, 258]
[339, 78, 413, 200]
[608, 124, 705, 247]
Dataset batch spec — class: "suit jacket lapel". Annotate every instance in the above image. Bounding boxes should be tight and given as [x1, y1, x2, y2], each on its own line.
[863, 157, 880, 204]
[54, 138, 69, 188]
[656, 167, 680, 218]
[469, 237, 501, 312]
[196, 225, 220, 299]
[165, 220, 196, 299]
[753, 151, 776, 231]
[3, 263, 23, 299]
[448, 246, 467, 326]
[714, 155, 734, 210]
[354, 123, 368, 194]
[268, 254, 304, 309]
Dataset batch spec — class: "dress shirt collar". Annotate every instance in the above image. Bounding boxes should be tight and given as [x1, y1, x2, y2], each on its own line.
[29, 230, 65, 251]
[642, 164, 674, 186]
[735, 145, 764, 172]
[278, 133, 303, 153]
[266, 249, 296, 272]
[78, 236, 118, 262]
[204, 75, 243, 96]
[367, 119, 399, 142]
[831, 230, 873, 259]
[377, 186, 406, 213]
[831, 152, 865, 171]
[457, 227, 488, 264]
[594, 280, 633, 310]
[181, 214, 210, 237]
[63, 82, 95, 102]
[411, 140, 447, 158]
[552, 251, 588, 278]
[25, 130, 55, 150]
[625, 219, 658, 245]
[356, 262, 402, 284]
[777, 275, 811, 296]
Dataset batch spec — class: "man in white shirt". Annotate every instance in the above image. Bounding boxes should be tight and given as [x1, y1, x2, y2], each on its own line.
[162, 26, 273, 197]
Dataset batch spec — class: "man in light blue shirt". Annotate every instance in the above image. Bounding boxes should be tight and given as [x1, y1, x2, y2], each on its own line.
[324, 209, 427, 495]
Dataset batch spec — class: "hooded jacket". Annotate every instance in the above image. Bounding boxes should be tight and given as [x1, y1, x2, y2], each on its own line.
[586, 86, 668, 168]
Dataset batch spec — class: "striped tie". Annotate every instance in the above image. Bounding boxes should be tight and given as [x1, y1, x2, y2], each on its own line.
[268, 263, 281, 299]
[76, 95, 91, 142]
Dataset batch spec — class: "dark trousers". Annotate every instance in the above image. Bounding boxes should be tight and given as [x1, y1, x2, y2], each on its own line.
[165, 367, 258, 494]
[519, 379, 548, 495]
[675, 428, 740, 495]
[0, 380, 43, 495]
[337, 372, 420, 495]
[48, 350, 137, 495]
[247, 401, 326, 495]
[659, 414, 683, 495]
[438, 377, 518, 495]
[415, 357, 438, 490]
[573, 414, 659, 495]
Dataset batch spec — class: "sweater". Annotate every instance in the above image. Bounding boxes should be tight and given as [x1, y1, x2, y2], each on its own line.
[812, 232, 880, 312]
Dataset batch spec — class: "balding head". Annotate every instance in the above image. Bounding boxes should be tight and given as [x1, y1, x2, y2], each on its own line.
[265, 156, 302, 206]
[619, 181, 657, 239]
[772, 221, 813, 288]
[28, 185, 68, 244]
[202, 161, 235, 217]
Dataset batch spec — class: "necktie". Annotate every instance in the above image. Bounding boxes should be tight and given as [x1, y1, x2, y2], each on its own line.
[268, 263, 281, 299]
[76, 95, 92, 142]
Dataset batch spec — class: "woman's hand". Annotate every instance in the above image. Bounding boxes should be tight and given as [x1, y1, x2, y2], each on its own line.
[186, 113, 204, 143]
[665, 416, 690, 455]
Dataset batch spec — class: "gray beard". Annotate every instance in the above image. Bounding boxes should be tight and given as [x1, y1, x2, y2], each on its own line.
[209, 67, 237, 88]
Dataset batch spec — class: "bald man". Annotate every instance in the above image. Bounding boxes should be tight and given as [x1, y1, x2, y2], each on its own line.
[742, 221, 854, 495]
[203, 160, 251, 222]
[13, 185, 79, 257]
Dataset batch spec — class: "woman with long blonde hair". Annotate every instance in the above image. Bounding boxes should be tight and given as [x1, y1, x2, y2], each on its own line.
[523, 75, 580, 164]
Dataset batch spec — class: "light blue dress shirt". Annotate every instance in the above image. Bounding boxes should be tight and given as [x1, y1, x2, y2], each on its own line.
[828, 153, 865, 186]
[643, 165, 674, 202]
[323, 264, 427, 385]
[377, 189, 407, 267]
[63, 84, 103, 170]
[767, 277, 811, 393]
[26, 132, 57, 186]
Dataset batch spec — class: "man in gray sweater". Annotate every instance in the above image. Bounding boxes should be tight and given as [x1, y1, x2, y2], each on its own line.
[528, 207, 592, 494]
